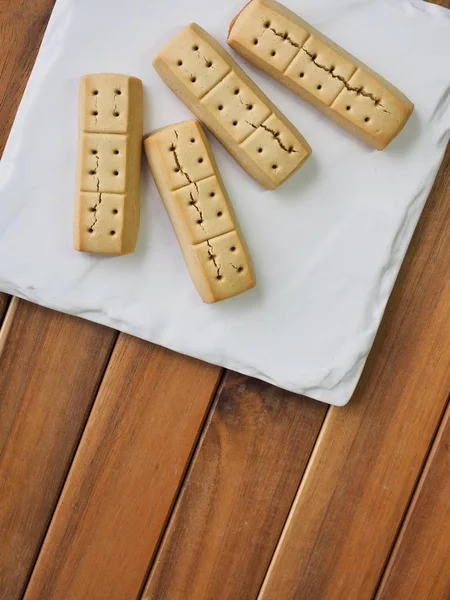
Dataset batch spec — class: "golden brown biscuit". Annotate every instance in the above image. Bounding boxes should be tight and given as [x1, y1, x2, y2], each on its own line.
[228, 0, 414, 149]
[74, 73, 143, 254]
[144, 120, 255, 302]
[153, 24, 311, 189]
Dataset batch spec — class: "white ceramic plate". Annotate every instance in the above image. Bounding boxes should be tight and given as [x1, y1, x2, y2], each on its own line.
[0, 0, 449, 405]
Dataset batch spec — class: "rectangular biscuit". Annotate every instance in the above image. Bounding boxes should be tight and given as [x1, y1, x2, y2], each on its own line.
[74, 73, 143, 255]
[144, 120, 255, 303]
[228, 0, 414, 150]
[153, 24, 311, 189]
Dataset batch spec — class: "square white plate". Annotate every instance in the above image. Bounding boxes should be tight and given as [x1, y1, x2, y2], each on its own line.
[0, 0, 449, 405]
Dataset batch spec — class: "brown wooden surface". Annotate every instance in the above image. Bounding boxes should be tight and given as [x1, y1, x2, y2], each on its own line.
[142, 372, 328, 600]
[0, 0, 449, 599]
[376, 399, 450, 600]
[24, 337, 221, 600]
[258, 142, 450, 600]
[0, 301, 117, 600]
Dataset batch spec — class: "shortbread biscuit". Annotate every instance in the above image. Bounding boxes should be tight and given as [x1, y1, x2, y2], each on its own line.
[228, 0, 414, 149]
[144, 120, 255, 302]
[74, 73, 143, 254]
[153, 24, 311, 189]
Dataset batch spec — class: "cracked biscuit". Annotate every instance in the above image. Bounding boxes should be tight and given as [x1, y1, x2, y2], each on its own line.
[144, 119, 255, 302]
[74, 73, 143, 255]
[153, 23, 311, 189]
[228, 0, 414, 149]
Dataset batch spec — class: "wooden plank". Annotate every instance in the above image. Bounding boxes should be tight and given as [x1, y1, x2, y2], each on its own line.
[0, 300, 117, 600]
[23, 336, 221, 600]
[258, 142, 450, 600]
[375, 400, 450, 600]
[142, 372, 328, 600]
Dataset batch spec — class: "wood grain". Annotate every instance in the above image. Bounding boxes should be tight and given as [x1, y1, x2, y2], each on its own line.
[23, 336, 221, 600]
[376, 399, 450, 600]
[258, 143, 450, 600]
[0, 301, 117, 600]
[142, 372, 328, 600]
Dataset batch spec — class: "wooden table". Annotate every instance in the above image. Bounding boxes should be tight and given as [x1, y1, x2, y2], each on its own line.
[0, 1, 449, 599]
